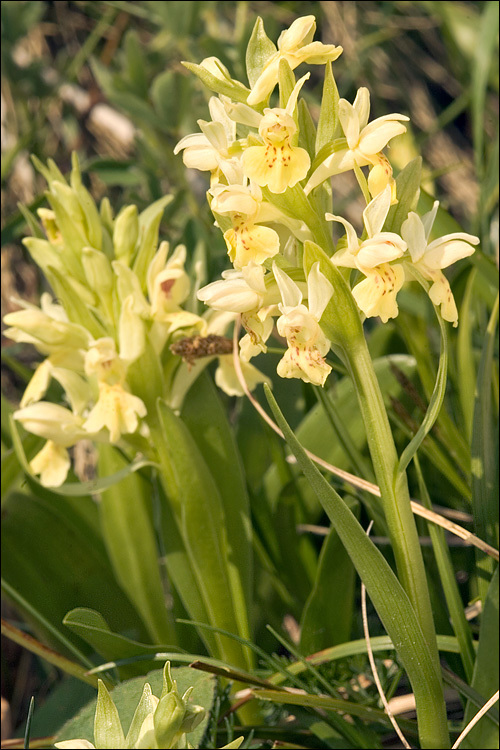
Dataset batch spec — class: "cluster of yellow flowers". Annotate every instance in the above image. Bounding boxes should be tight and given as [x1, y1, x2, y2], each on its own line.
[176, 15, 479, 387]
[4, 156, 267, 486]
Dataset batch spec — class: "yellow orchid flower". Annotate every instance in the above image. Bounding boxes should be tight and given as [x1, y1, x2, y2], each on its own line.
[306, 87, 408, 195]
[273, 261, 334, 386]
[174, 97, 243, 186]
[29, 440, 71, 488]
[242, 76, 311, 194]
[327, 186, 407, 323]
[247, 15, 342, 105]
[401, 204, 479, 326]
[83, 381, 147, 444]
[210, 183, 280, 268]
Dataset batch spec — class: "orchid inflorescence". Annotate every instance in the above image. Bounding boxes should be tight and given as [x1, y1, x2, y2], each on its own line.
[4, 14, 479, 489]
[177, 14, 479, 387]
[4, 157, 268, 487]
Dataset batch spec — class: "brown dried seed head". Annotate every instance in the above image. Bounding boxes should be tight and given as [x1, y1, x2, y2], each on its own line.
[170, 335, 233, 365]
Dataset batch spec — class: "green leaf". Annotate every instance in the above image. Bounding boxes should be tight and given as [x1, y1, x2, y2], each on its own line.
[300, 516, 358, 654]
[303, 240, 364, 350]
[245, 16, 276, 90]
[153, 400, 251, 670]
[181, 61, 250, 104]
[414, 457, 475, 682]
[385, 157, 422, 234]
[123, 29, 148, 97]
[278, 58, 295, 110]
[151, 70, 189, 131]
[269, 633, 471, 686]
[315, 62, 340, 153]
[94, 681, 126, 749]
[263, 384, 449, 748]
[457, 269, 479, 440]
[396, 265, 449, 477]
[97, 444, 177, 645]
[471, 293, 499, 602]
[63, 608, 174, 678]
[253, 687, 417, 732]
[180, 374, 253, 647]
[461, 565, 499, 749]
[132, 195, 173, 289]
[298, 98, 317, 159]
[471, 1, 499, 175]
[1, 491, 142, 659]
[55, 667, 215, 749]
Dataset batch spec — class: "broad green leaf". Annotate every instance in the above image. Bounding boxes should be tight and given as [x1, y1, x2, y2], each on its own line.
[315, 62, 340, 153]
[180, 374, 252, 646]
[385, 157, 422, 234]
[300, 514, 358, 654]
[1, 491, 143, 657]
[54, 667, 215, 749]
[123, 29, 148, 97]
[245, 17, 276, 89]
[264, 384, 449, 749]
[274, 485, 316, 613]
[97, 444, 177, 645]
[461, 565, 499, 749]
[264, 354, 416, 520]
[63, 608, 175, 678]
[151, 70, 189, 132]
[154, 400, 251, 670]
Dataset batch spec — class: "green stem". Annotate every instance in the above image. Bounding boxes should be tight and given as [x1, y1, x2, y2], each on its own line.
[342, 336, 449, 748]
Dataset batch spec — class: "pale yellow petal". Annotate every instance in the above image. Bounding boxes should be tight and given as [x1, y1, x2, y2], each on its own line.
[358, 118, 408, 156]
[352, 263, 405, 323]
[225, 224, 280, 269]
[242, 143, 310, 193]
[30, 441, 71, 487]
[428, 273, 459, 327]
[277, 345, 331, 386]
